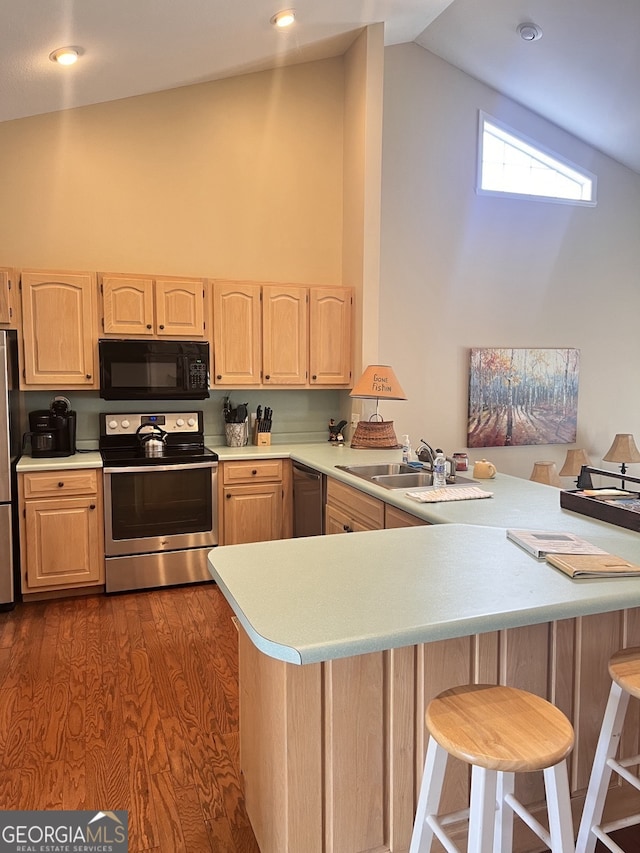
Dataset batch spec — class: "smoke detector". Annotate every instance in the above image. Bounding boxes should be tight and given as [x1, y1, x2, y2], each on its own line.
[517, 22, 543, 42]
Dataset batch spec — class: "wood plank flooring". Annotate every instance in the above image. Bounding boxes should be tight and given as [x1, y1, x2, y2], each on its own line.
[0, 584, 260, 853]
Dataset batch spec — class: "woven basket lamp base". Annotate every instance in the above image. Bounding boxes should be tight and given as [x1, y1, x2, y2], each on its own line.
[350, 419, 400, 449]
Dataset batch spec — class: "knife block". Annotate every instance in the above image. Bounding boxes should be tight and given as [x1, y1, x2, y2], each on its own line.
[253, 424, 271, 446]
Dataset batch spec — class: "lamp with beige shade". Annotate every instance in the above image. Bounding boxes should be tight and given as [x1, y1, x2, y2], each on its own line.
[530, 460, 562, 487]
[603, 433, 640, 490]
[349, 365, 407, 449]
[559, 448, 592, 488]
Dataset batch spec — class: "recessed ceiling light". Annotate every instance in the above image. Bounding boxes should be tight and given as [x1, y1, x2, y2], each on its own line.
[517, 23, 543, 42]
[49, 47, 80, 66]
[271, 9, 295, 28]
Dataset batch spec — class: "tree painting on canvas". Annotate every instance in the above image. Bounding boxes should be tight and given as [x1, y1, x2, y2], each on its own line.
[467, 348, 579, 447]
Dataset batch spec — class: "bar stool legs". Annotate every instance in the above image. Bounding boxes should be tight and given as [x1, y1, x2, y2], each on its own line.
[410, 684, 576, 853]
[576, 646, 640, 853]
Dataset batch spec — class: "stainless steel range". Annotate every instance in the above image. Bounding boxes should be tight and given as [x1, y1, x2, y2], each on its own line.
[100, 411, 218, 593]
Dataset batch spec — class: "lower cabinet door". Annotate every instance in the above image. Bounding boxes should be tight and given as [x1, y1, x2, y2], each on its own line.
[24, 497, 102, 589]
[223, 484, 283, 544]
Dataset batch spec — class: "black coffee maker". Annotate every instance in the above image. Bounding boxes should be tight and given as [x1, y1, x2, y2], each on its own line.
[25, 396, 77, 458]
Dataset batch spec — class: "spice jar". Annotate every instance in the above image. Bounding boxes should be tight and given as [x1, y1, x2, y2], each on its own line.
[453, 452, 469, 472]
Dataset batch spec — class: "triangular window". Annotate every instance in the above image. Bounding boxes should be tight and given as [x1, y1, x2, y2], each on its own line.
[477, 112, 596, 205]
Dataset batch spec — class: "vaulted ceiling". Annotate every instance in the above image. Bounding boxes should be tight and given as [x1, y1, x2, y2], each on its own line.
[2, 0, 639, 173]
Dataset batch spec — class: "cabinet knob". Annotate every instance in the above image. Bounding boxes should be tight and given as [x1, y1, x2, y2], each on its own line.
[226, 493, 231, 499]
[265, 374, 270, 380]
[343, 524, 353, 533]
[58, 481, 64, 488]
[86, 374, 92, 380]
[89, 504, 96, 510]
[159, 324, 165, 330]
[312, 374, 317, 380]
[216, 374, 222, 380]
[146, 324, 152, 330]
[252, 469, 257, 476]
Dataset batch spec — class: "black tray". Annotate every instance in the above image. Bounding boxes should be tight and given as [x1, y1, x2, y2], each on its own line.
[560, 466, 640, 534]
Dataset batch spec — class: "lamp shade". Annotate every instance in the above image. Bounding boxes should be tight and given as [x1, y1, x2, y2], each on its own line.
[559, 448, 591, 477]
[530, 461, 562, 487]
[603, 434, 640, 463]
[350, 365, 407, 400]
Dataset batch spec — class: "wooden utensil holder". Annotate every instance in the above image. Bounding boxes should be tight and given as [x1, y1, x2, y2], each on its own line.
[253, 424, 271, 446]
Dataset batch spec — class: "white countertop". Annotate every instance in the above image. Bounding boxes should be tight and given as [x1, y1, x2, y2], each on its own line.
[17, 451, 103, 471]
[206, 444, 640, 665]
[19, 441, 640, 667]
[208, 522, 640, 665]
[16, 441, 623, 535]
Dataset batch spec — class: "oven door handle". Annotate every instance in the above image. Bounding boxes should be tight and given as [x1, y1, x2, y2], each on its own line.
[103, 461, 218, 474]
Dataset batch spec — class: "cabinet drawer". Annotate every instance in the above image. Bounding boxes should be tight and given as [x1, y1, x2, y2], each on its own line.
[223, 459, 283, 485]
[326, 478, 384, 529]
[22, 469, 99, 499]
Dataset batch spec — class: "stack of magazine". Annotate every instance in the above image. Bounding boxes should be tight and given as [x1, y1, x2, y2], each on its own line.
[506, 529, 640, 578]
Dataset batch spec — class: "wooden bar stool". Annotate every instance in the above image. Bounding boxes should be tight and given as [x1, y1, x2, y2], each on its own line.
[577, 646, 640, 853]
[410, 683, 576, 853]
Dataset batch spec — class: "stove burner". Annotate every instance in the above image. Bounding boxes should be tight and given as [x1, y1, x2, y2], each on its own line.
[100, 445, 218, 467]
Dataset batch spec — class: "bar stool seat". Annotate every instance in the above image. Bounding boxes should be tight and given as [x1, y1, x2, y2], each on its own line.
[577, 646, 640, 853]
[410, 683, 576, 852]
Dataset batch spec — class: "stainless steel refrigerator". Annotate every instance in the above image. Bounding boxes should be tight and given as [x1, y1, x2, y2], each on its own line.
[0, 330, 20, 609]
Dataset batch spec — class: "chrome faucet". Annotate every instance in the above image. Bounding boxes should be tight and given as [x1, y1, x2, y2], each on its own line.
[416, 439, 457, 483]
[416, 439, 436, 468]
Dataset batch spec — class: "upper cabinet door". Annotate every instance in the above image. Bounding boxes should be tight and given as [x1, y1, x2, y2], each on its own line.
[262, 285, 307, 385]
[213, 281, 262, 385]
[21, 270, 97, 387]
[0, 268, 15, 327]
[309, 287, 353, 386]
[155, 278, 205, 337]
[101, 275, 154, 336]
[100, 274, 206, 338]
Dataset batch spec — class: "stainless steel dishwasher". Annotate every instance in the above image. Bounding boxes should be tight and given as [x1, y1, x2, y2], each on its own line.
[292, 462, 325, 537]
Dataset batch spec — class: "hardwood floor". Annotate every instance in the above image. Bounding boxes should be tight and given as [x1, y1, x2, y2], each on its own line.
[0, 584, 260, 853]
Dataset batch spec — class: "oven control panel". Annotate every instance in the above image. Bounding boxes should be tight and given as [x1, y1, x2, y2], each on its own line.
[101, 412, 203, 436]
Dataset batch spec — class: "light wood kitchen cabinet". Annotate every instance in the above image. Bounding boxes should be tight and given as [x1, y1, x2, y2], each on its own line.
[212, 281, 262, 384]
[384, 504, 429, 528]
[262, 284, 307, 385]
[212, 280, 353, 388]
[99, 272, 207, 338]
[239, 607, 640, 853]
[325, 478, 384, 534]
[19, 468, 104, 594]
[309, 286, 352, 386]
[0, 267, 17, 327]
[20, 269, 98, 388]
[220, 458, 292, 544]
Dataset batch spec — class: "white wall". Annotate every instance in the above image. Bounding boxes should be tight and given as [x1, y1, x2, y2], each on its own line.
[378, 44, 640, 480]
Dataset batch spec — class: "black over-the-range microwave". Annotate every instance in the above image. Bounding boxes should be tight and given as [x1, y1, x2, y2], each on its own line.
[99, 339, 210, 400]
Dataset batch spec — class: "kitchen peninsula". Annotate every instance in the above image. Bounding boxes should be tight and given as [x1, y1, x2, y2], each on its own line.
[208, 450, 640, 853]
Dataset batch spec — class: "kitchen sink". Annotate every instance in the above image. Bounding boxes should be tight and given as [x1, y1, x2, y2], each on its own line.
[335, 463, 417, 478]
[335, 464, 478, 490]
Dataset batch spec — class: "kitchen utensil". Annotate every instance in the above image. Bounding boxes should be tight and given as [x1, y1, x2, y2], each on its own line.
[473, 459, 497, 479]
[136, 424, 168, 457]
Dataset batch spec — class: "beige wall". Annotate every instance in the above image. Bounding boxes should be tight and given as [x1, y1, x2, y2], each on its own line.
[379, 44, 640, 479]
[342, 23, 385, 381]
[0, 58, 345, 284]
